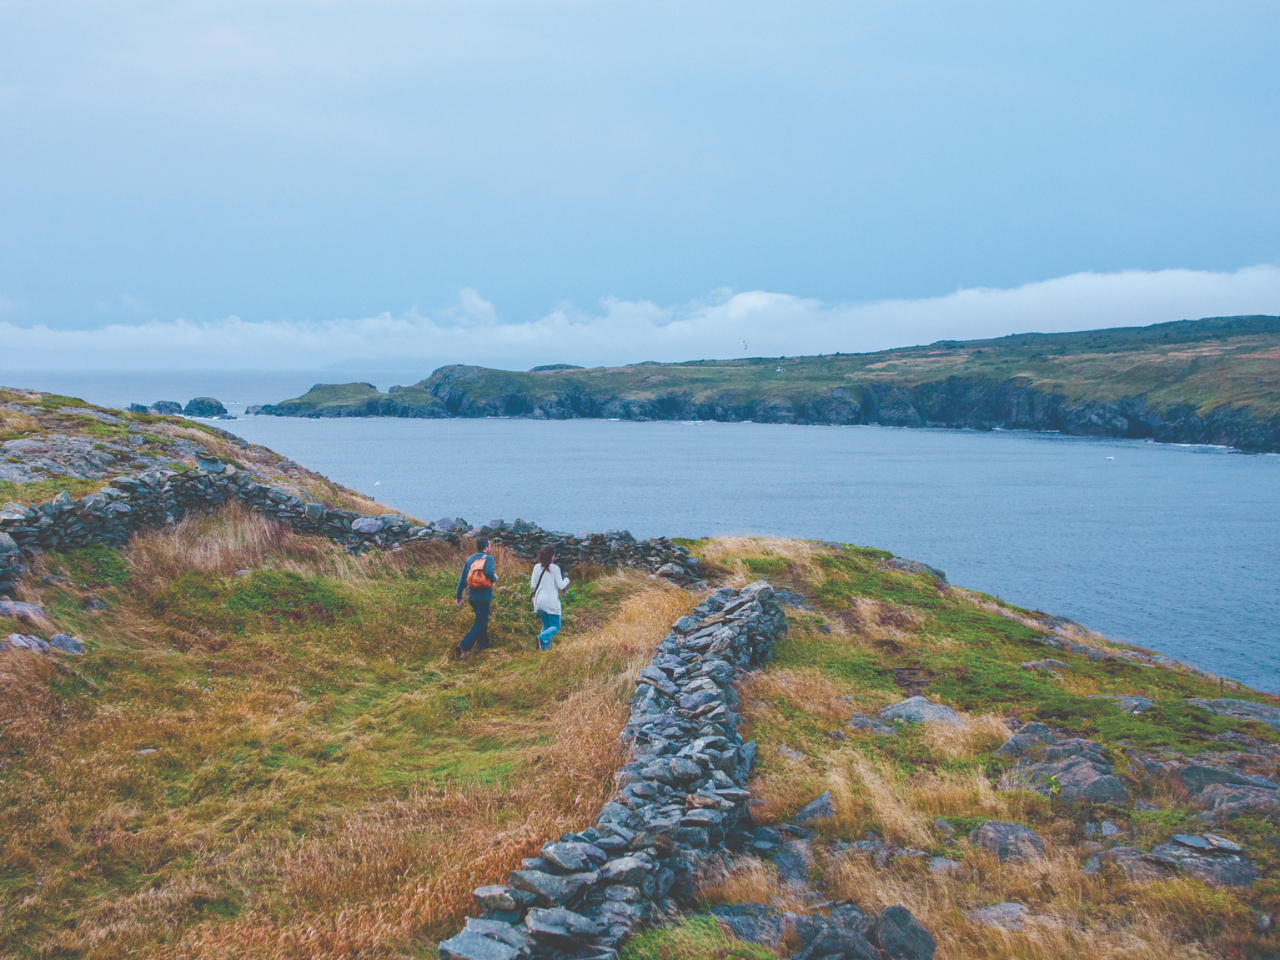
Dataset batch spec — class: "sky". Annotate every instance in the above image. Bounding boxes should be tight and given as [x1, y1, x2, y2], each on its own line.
[2, 1, 1278, 372]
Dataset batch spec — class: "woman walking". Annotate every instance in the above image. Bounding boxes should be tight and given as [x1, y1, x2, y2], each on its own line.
[530, 545, 570, 651]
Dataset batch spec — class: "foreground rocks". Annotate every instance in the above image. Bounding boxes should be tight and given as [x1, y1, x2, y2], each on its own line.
[997, 725, 1127, 805]
[439, 582, 936, 959]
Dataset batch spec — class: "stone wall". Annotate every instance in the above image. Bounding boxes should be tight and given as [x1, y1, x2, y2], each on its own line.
[0, 463, 702, 596]
[438, 580, 786, 960]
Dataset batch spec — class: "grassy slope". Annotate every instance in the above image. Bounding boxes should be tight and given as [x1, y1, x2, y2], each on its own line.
[1, 506, 691, 958]
[0, 387, 388, 511]
[3, 515, 1278, 957]
[275, 315, 1280, 418]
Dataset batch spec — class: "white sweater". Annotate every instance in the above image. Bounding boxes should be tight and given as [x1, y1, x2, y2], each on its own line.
[530, 563, 570, 614]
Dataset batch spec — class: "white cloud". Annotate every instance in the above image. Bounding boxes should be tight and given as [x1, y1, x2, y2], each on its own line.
[1, 265, 1277, 374]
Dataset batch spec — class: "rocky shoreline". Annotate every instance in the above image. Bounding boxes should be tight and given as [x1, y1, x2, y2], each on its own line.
[256, 369, 1280, 454]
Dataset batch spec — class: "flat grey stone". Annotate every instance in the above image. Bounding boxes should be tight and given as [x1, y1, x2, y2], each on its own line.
[880, 696, 964, 727]
[1022, 659, 1072, 672]
[438, 929, 519, 960]
[967, 903, 1029, 929]
[794, 790, 836, 824]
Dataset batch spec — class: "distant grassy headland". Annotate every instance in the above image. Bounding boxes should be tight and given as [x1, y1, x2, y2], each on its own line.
[255, 315, 1280, 452]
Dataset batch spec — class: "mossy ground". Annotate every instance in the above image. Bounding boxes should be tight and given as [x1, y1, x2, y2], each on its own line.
[2, 518, 1276, 959]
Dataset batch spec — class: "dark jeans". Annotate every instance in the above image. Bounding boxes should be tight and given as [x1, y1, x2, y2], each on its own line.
[461, 598, 491, 651]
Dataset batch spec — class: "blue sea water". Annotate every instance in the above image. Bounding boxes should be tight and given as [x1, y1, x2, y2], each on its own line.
[8, 370, 1279, 692]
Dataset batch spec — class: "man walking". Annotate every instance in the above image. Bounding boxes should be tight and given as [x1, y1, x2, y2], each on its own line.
[454, 537, 497, 658]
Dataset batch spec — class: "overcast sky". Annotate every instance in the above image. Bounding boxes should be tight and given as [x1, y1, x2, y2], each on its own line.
[2, 1, 1278, 371]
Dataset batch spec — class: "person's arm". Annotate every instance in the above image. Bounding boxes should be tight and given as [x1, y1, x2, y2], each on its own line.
[530, 565, 540, 592]
[485, 555, 497, 584]
[555, 565, 570, 590]
[455, 559, 469, 602]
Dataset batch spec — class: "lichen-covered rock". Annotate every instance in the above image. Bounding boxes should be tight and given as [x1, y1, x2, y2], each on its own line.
[970, 821, 1045, 863]
[880, 696, 964, 727]
[794, 790, 836, 825]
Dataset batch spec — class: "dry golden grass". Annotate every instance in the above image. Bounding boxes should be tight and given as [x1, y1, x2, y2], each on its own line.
[697, 855, 812, 916]
[836, 598, 925, 642]
[696, 537, 824, 588]
[918, 714, 1012, 760]
[0, 405, 38, 435]
[0, 503, 697, 960]
[825, 851, 1219, 960]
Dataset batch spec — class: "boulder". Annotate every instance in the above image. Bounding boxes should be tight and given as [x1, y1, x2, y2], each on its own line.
[794, 790, 836, 825]
[880, 696, 963, 727]
[773, 839, 814, 882]
[1149, 839, 1259, 887]
[47, 633, 84, 654]
[1008, 737, 1126, 804]
[969, 821, 1045, 863]
[798, 927, 879, 960]
[873, 905, 936, 960]
[994, 721, 1054, 756]
[1022, 659, 1071, 672]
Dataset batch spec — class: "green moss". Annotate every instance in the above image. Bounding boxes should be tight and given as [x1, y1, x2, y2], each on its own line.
[744, 557, 789, 577]
[224, 571, 354, 622]
[620, 916, 776, 960]
[51, 545, 131, 588]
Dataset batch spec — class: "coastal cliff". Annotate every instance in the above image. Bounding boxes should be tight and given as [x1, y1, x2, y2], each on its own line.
[256, 314, 1280, 452]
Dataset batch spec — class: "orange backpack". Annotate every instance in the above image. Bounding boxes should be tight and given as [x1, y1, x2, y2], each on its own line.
[466, 557, 493, 591]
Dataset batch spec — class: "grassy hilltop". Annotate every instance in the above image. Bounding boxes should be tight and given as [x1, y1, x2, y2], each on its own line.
[259, 315, 1280, 450]
[2, 393, 1279, 959]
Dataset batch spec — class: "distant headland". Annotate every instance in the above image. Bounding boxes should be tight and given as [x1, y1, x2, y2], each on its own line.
[252, 315, 1280, 453]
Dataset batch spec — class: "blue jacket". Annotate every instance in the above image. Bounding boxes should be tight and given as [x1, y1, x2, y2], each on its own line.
[457, 552, 497, 602]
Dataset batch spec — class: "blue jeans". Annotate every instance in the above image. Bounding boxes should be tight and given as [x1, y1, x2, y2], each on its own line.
[461, 598, 491, 651]
[537, 611, 561, 649]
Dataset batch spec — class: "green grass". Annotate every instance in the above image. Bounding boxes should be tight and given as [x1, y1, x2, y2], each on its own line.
[620, 916, 776, 960]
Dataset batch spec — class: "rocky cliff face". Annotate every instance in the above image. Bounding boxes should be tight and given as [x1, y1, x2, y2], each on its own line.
[393, 368, 1280, 453]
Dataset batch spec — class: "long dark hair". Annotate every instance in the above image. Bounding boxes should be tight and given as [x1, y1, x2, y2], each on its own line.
[535, 545, 555, 570]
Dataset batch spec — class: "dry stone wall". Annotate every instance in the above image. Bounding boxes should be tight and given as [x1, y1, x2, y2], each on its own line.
[0, 464, 700, 597]
[439, 580, 786, 960]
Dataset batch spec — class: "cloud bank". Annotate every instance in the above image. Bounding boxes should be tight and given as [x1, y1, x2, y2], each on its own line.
[2, 265, 1277, 374]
